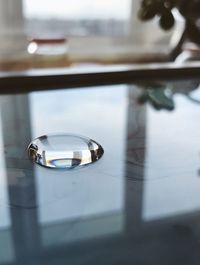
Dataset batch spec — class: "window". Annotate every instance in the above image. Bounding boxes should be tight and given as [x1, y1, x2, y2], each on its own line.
[23, 0, 132, 37]
[0, 0, 181, 64]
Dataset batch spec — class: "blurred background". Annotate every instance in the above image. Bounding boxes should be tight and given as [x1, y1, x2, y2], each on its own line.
[0, 0, 184, 69]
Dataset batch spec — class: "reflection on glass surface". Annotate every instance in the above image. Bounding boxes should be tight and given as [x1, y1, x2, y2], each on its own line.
[143, 93, 200, 221]
[0, 101, 15, 264]
[29, 86, 127, 244]
[188, 84, 200, 104]
[0, 114, 11, 228]
[0, 81, 200, 265]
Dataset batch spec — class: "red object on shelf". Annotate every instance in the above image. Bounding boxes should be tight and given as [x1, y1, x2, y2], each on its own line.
[30, 38, 67, 45]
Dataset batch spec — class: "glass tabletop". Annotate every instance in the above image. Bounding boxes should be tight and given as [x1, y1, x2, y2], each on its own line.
[0, 80, 200, 265]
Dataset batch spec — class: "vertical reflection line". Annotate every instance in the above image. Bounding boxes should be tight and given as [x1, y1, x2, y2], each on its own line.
[1, 94, 42, 264]
[125, 85, 147, 230]
[0, 99, 15, 263]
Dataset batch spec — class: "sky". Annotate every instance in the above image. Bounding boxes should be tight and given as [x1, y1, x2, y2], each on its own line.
[23, 0, 131, 20]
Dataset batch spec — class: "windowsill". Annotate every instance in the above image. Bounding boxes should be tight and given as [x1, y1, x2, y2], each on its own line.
[0, 53, 169, 72]
[0, 37, 172, 71]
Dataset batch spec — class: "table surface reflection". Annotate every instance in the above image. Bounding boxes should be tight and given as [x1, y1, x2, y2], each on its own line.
[0, 81, 200, 265]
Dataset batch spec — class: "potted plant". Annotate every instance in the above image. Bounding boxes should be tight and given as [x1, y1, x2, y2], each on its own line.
[138, 0, 200, 60]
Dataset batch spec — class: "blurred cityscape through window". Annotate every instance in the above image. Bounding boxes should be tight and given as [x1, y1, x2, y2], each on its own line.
[23, 0, 132, 37]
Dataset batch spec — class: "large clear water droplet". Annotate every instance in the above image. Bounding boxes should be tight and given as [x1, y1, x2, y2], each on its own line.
[28, 134, 104, 169]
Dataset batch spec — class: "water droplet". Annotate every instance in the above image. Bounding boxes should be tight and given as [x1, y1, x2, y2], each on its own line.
[28, 134, 104, 169]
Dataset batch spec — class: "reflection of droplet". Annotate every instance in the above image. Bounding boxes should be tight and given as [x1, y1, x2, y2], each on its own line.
[28, 134, 104, 169]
